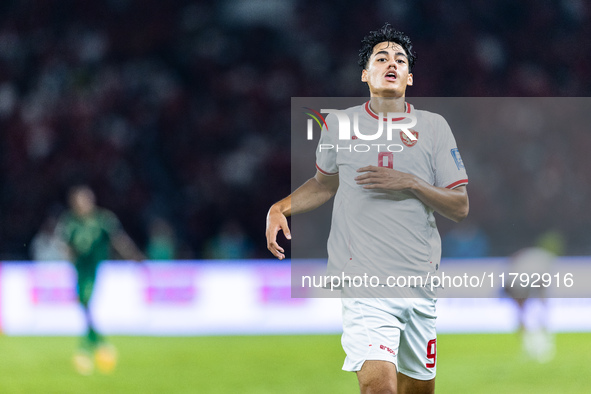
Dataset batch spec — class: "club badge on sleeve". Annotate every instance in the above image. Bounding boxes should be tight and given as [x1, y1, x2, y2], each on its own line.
[451, 148, 465, 170]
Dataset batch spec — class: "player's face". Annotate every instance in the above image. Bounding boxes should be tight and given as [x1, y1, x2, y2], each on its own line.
[70, 188, 96, 216]
[361, 41, 413, 98]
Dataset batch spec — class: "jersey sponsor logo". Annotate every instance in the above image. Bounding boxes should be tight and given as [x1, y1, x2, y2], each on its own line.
[451, 148, 465, 170]
[400, 129, 418, 147]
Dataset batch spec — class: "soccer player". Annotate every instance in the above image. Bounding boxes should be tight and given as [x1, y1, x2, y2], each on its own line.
[266, 24, 469, 393]
[506, 231, 563, 363]
[58, 185, 145, 375]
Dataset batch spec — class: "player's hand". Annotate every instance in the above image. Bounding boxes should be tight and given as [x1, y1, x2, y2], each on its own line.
[133, 252, 146, 263]
[266, 206, 291, 260]
[355, 165, 414, 191]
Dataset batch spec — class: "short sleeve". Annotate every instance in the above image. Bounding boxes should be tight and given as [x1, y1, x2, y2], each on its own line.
[315, 113, 339, 175]
[433, 115, 469, 189]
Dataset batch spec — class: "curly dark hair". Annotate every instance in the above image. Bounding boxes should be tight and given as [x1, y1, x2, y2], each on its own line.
[358, 23, 416, 71]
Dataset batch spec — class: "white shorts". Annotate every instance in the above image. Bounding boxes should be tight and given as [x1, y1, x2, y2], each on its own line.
[341, 297, 437, 380]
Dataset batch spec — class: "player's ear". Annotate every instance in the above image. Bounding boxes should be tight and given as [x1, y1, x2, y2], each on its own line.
[407, 73, 413, 86]
[361, 68, 368, 83]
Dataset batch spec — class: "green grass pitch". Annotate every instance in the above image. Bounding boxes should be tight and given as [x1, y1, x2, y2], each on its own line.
[0, 333, 590, 393]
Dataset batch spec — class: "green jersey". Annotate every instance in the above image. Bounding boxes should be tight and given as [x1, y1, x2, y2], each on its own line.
[59, 208, 122, 274]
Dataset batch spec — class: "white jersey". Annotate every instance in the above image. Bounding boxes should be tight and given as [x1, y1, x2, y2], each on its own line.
[316, 101, 468, 281]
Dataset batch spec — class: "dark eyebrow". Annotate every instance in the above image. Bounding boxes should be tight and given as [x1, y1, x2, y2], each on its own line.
[373, 50, 408, 59]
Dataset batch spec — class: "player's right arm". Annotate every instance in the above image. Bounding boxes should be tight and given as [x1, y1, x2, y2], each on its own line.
[266, 171, 339, 260]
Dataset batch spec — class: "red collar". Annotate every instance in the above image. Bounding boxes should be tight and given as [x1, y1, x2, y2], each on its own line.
[364, 101, 411, 121]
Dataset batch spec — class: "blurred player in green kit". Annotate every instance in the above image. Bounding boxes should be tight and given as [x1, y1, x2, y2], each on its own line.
[58, 185, 145, 375]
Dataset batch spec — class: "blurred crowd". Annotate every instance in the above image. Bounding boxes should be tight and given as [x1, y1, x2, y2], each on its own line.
[1, 0, 590, 260]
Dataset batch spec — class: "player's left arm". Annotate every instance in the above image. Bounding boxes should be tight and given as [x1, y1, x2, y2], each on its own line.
[103, 210, 145, 261]
[111, 231, 146, 262]
[355, 166, 468, 222]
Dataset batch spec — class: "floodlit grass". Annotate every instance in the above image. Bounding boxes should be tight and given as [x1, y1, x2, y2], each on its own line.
[436, 333, 591, 393]
[0, 333, 589, 393]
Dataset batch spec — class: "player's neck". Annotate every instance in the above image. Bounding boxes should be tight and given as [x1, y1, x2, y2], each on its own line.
[368, 96, 406, 115]
[74, 209, 95, 218]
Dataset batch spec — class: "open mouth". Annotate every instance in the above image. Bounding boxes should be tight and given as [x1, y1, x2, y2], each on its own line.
[385, 72, 397, 81]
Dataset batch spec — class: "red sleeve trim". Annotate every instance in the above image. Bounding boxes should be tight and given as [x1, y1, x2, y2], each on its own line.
[316, 163, 338, 176]
[445, 179, 469, 189]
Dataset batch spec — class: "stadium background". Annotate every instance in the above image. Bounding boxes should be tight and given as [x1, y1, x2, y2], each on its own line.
[1, 0, 591, 393]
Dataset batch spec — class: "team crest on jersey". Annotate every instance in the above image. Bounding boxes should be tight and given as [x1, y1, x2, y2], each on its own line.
[400, 130, 419, 147]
